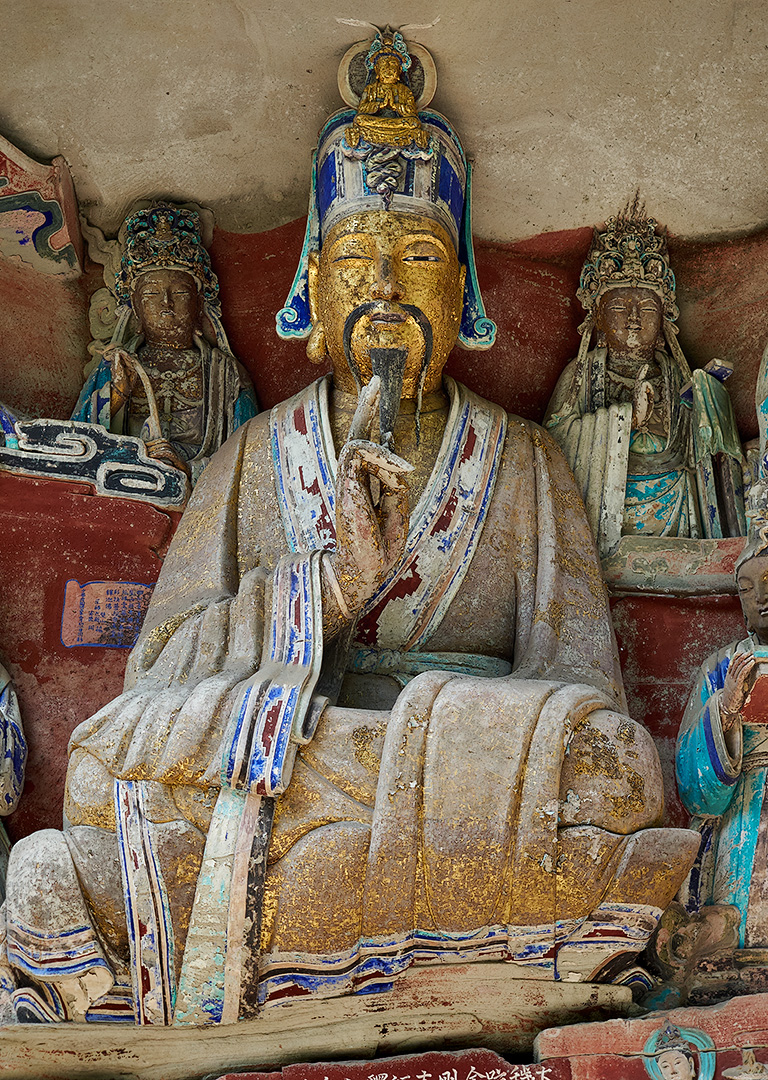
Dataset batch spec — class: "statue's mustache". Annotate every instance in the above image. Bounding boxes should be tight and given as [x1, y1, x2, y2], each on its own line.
[342, 302, 434, 449]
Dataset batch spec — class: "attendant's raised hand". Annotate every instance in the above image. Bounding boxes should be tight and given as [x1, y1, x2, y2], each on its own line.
[721, 651, 756, 731]
[106, 346, 139, 411]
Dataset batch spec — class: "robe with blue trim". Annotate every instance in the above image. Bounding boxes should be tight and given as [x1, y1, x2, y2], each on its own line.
[676, 634, 768, 947]
[5, 376, 698, 1024]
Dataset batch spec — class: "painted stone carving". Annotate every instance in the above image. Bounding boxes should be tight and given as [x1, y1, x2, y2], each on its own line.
[0, 662, 25, 903]
[545, 197, 744, 557]
[71, 203, 257, 482]
[344, 30, 430, 157]
[0, 404, 19, 448]
[643, 1020, 715, 1080]
[0, 133, 82, 277]
[676, 523, 768, 950]
[0, 417, 188, 507]
[0, 32, 698, 1030]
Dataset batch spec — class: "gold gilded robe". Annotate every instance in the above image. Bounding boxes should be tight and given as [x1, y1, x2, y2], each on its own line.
[8, 377, 697, 1024]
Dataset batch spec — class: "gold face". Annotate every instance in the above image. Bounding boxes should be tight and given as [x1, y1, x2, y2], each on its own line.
[131, 268, 201, 348]
[596, 285, 663, 356]
[310, 211, 466, 397]
[375, 55, 402, 83]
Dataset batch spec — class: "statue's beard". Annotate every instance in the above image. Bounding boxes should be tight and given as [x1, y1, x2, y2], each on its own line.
[342, 302, 434, 449]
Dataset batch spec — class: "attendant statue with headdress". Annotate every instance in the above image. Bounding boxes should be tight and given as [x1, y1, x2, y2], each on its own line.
[71, 203, 257, 483]
[675, 506, 768, 954]
[545, 197, 744, 557]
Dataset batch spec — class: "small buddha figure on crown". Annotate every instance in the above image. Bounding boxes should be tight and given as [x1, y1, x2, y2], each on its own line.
[545, 197, 744, 557]
[345, 29, 429, 152]
[71, 203, 257, 483]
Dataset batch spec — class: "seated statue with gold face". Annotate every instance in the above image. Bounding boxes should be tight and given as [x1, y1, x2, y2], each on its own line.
[71, 204, 257, 483]
[0, 36, 698, 1033]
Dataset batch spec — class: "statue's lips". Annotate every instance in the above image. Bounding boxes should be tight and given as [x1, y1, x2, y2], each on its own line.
[368, 311, 408, 324]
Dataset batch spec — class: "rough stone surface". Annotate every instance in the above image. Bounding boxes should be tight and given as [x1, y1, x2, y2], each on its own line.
[2, 1, 768, 243]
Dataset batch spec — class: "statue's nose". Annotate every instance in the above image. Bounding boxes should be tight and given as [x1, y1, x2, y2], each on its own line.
[371, 253, 400, 300]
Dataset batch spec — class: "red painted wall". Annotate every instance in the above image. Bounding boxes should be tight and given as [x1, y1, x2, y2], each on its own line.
[0, 470, 180, 840]
[2, 214, 766, 838]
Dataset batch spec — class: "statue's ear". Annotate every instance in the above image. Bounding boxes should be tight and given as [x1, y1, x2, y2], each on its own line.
[307, 251, 320, 325]
[306, 251, 327, 363]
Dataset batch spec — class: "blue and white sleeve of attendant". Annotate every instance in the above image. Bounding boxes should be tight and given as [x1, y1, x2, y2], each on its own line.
[676, 649, 743, 819]
[0, 664, 26, 816]
[70, 356, 113, 430]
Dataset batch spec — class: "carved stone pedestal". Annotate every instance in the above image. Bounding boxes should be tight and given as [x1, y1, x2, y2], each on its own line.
[0, 966, 630, 1080]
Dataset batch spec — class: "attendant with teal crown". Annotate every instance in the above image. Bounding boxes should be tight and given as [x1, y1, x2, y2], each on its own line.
[545, 196, 744, 557]
[72, 203, 257, 483]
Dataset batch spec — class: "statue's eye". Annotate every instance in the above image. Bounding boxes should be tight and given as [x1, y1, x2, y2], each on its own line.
[403, 254, 441, 262]
[738, 579, 754, 593]
[333, 253, 373, 262]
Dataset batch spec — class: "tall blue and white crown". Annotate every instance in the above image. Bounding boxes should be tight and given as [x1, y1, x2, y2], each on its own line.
[276, 32, 495, 351]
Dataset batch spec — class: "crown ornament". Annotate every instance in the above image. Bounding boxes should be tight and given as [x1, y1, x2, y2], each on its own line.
[115, 203, 220, 310]
[343, 27, 432, 203]
[276, 27, 495, 350]
[578, 193, 678, 323]
[652, 1021, 694, 1058]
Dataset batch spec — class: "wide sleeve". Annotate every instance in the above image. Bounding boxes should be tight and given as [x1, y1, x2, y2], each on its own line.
[676, 645, 743, 818]
[128, 418, 252, 679]
[510, 419, 627, 710]
[68, 419, 271, 788]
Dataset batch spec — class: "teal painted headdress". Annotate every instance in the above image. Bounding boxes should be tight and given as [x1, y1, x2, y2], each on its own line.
[578, 194, 678, 323]
[115, 203, 220, 309]
[276, 33, 495, 351]
[110, 202, 230, 351]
